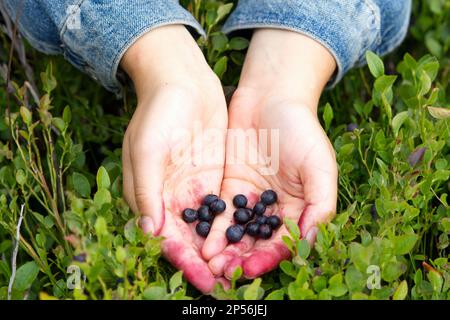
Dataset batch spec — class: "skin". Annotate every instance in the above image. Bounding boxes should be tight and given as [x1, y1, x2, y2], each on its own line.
[202, 29, 338, 279]
[121, 25, 338, 290]
[120, 25, 229, 293]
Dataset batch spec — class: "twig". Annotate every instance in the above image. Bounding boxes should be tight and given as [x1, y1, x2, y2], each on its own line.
[8, 203, 25, 300]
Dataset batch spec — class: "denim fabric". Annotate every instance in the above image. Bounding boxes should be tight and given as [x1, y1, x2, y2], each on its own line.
[223, 0, 412, 87]
[3, 0, 204, 95]
[3, 0, 411, 94]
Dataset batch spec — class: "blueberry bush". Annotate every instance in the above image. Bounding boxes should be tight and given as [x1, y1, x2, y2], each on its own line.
[0, 0, 448, 300]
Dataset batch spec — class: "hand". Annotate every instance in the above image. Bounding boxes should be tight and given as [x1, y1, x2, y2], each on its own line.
[202, 29, 338, 279]
[121, 25, 229, 292]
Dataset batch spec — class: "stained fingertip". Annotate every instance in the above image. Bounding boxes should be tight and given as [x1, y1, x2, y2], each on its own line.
[215, 277, 231, 291]
[224, 257, 244, 280]
[242, 245, 290, 279]
[208, 254, 232, 276]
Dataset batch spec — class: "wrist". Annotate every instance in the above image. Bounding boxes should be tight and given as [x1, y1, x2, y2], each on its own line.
[120, 25, 217, 100]
[238, 29, 336, 110]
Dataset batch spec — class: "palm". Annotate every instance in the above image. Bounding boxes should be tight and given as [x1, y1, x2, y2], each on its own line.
[123, 85, 228, 292]
[203, 90, 337, 279]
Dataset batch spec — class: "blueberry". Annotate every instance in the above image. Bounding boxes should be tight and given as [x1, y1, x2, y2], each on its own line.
[182, 208, 198, 223]
[370, 204, 378, 220]
[346, 123, 359, 132]
[267, 215, 281, 229]
[196, 221, 211, 237]
[73, 253, 86, 263]
[252, 202, 266, 216]
[234, 208, 251, 224]
[226, 225, 245, 243]
[258, 224, 273, 239]
[232, 194, 248, 208]
[245, 222, 260, 237]
[255, 215, 267, 225]
[202, 194, 218, 207]
[246, 208, 254, 220]
[198, 205, 213, 222]
[260, 190, 277, 205]
[210, 199, 226, 214]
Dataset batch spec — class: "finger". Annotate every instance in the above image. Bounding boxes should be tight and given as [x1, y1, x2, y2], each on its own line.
[298, 143, 338, 245]
[130, 134, 167, 236]
[202, 183, 259, 260]
[208, 235, 255, 276]
[122, 138, 138, 213]
[238, 226, 291, 279]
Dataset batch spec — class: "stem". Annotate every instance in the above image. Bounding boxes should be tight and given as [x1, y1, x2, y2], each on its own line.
[8, 203, 25, 300]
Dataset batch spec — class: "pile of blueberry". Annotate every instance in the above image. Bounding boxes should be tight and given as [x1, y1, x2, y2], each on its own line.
[182, 194, 226, 237]
[182, 190, 281, 244]
[225, 190, 281, 243]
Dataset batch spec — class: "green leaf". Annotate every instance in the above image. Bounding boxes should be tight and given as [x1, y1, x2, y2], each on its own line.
[20, 106, 32, 126]
[323, 103, 333, 131]
[382, 260, 406, 282]
[393, 280, 408, 300]
[41, 63, 57, 94]
[427, 106, 450, 119]
[63, 105, 71, 124]
[393, 234, 418, 255]
[284, 218, 300, 239]
[211, 33, 228, 52]
[427, 270, 443, 293]
[229, 37, 249, 50]
[51, 117, 65, 132]
[169, 271, 183, 293]
[345, 266, 365, 293]
[216, 3, 233, 23]
[328, 273, 348, 297]
[143, 286, 167, 300]
[96, 166, 111, 190]
[15, 169, 26, 186]
[94, 216, 107, 236]
[297, 239, 310, 259]
[72, 172, 91, 198]
[231, 266, 242, 289]
[366, 51, 384, 78]
[265, 289, 285, 300]
[94, 188, 111, 207]
[13, 261, 39, 291]
[392, 111, 409, 137]
[115, 246, 126, 263]
[213, 56, 228, 79]
[243, 278, 263, 300]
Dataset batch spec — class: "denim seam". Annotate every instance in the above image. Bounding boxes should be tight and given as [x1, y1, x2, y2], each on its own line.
[110, 18, 206, 94]
[356, 0, 381, 65]
[222, 22, 343, 87]
[376, 7, 411, 55]
[59, 0, 85, 41]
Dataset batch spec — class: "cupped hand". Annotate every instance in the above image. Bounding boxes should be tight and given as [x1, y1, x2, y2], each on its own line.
[202, 29, 338, 280]
[121, 25, 229, 293]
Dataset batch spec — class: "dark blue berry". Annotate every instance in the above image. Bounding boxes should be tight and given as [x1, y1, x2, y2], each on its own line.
[346, 123, 358, 132]
[246, 208, 254, 220]
[182, 208, 198, 223]
[234, 208, 251, 224]
[198, 205, 213, 222]
[226, 225, 245, 243]
[255, 215, 267, 225]
[73, 253, 86, 262]
[261, 190, 277, 205]
[252, 202, 266, 216]
[245, 222, 260, 237]
[210, 199, 226, 214]
[258, 224, 273, 239]
[370, 204, 378, 220]
[202, 194, 218, 207]
[196, 221, 211, 237]
[267, 215, 281, 229]
[232, 194, 248, 208]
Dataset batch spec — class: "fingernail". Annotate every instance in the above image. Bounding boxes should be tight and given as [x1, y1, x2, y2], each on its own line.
[139, 216, 155, 235]
[305, 226, 318, 247]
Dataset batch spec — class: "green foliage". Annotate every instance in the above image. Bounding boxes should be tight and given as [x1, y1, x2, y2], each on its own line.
[0, 0, 449, 300]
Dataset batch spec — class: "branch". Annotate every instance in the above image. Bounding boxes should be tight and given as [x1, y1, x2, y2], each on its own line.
[8, 203, 25, 300]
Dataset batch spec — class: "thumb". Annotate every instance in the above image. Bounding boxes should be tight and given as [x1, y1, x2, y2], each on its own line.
[298, 148, 337, 246]
[132, 150, 166, 236]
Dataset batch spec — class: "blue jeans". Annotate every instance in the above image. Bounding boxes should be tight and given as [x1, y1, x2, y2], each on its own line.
[3, 0, 411, 95]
